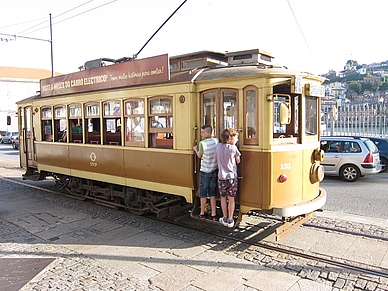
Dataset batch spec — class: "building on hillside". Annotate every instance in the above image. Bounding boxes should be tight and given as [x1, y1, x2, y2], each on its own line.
[325, 82, 346, 99]
[0, 67, 54, 133]
[363, 76, 382, 83]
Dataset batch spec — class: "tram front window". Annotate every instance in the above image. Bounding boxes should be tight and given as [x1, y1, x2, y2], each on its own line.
[272, 94, 300, 141]
[273, 97, 289, 135]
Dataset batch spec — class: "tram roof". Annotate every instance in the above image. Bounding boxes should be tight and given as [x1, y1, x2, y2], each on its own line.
[170, 65, 322, 83]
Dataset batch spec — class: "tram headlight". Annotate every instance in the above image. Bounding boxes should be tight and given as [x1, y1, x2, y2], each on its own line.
[310, 162, 324, 183]
[313, 148, 325, 162]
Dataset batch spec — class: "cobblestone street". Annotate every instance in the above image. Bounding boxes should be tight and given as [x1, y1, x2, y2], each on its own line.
[0, 167, 388, 290]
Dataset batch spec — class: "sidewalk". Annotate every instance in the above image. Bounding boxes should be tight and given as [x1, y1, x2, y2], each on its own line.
[0, 166, 386, 290]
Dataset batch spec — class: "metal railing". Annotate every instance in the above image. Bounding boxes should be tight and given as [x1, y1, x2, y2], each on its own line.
[321, 103, 388, 137]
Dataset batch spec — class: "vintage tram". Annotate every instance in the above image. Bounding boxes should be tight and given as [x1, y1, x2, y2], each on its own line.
[17, 48, 326, 232]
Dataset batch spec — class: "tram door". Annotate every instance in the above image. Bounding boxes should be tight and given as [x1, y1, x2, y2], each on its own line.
[200, 88, 239, 188]
[19, 106, 36, 168]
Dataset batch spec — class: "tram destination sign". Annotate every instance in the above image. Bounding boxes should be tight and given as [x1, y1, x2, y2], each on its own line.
[40, 54, 169, 97]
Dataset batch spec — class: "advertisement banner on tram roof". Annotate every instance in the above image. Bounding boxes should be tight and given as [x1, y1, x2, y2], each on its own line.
[40, 54, 169, 97]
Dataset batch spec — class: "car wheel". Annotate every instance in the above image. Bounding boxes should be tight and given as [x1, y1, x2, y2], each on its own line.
[380, 157, 387, 173]
[340, 164, 360, 182]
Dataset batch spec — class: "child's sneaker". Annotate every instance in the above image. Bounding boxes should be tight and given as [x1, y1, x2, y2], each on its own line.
[219, 217, 228, 226]
[227, 219, 235, 228]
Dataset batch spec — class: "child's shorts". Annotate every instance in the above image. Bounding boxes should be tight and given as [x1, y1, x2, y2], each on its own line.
[199, 170, 218, 198]
[218, 178, 238, 197]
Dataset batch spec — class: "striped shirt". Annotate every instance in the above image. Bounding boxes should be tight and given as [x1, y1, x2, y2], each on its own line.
[198, 138, 218, 173]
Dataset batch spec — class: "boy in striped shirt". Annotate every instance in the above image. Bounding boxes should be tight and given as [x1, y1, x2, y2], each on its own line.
[193, 125, 218, 220]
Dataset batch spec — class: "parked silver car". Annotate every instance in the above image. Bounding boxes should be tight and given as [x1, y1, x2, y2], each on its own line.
[12, 136, 19, 150]
[320, 136, 381, 182]
[1, 132, 18, 144]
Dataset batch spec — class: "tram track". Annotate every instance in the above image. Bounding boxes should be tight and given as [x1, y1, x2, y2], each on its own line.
[164, 212, 388, 280]
[246, 212, 388, 242]
[3, 175, 388, 282]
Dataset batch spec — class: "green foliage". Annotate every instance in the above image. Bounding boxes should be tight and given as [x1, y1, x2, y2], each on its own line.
[345, 60, 358, 71]
[379, 82, 388, 91]
[348, 82, 361, 94]
[361, 82, 373, 92]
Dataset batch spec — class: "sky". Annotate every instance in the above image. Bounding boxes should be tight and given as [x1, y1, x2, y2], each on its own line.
[0, 0, 387, 76]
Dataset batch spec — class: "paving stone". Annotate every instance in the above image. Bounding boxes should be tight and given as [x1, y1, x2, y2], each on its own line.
[245, 268, 299, 291]
[333, 278, 346, 288]
[193, 268, 244, 291]
[288, 278, 332, 291]
[343, 237, 388, 266]
[149, 264, 204, 291]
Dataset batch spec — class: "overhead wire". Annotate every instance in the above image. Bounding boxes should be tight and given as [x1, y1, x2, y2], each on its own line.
[286, 0, 317, 68]
[0, 17, 47, 30]
[0, 0, 117, 40]
[51, 0, 116, 28]
[18, 0, 95, 36]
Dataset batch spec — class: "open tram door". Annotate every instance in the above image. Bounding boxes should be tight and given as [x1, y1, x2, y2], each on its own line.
[192, 88, 242, 225]
[19, 106, 37, 176]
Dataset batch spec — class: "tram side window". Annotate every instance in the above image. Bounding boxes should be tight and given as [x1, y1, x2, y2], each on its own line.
[69, 104, 83, 143]
[305, 96, 318, 136]
[70, 119, 83, 143]
[244, 87, 258, 145]
[85, 103, 101, 144]
[149, 97, 173, 149]
[41, 107, 53, 142]
[201, 89, 238, 138]
[125, 99, 145, 146]
[221, 90, 238, 131]
[54, 119, 67, 142]
[103, 101, 121, 146]
[202, 91, 217, 136]
[54, 106, 66, 142]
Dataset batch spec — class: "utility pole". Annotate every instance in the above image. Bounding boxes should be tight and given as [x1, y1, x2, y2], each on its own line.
[49, 14, 54, 77]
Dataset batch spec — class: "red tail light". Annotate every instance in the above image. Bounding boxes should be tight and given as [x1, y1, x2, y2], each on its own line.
[278, 174, 287, 183]
[363, 153, 373, 163]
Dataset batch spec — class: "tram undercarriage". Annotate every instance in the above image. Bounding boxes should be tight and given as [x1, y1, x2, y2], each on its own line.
[23, 168, 190, 218]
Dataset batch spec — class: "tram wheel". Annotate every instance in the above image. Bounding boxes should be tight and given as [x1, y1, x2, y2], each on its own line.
[340, 164, 360, 182]
[124, 188, 147, 215]
[81, 179, 92, 200]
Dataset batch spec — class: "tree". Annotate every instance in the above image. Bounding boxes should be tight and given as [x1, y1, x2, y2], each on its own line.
[325, 70, 337, 82]
[344, 60, 358, 71]
[379, 82, 388, 91]
[362, 82, 372, 92]
[348, 82, 361, 94]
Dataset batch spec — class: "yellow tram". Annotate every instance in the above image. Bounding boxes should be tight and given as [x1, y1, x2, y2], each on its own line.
[17, 48, 326, 228]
